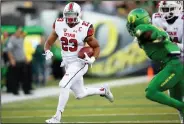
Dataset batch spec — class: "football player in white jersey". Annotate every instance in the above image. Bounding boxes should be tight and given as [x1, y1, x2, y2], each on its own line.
[44, 2, 114, 123]
[152, 1, 184, 123]
[152, 1, 183, 50]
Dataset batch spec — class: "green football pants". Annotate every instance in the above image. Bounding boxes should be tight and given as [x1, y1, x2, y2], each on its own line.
[145, 59, 184, 110]
[169, 80, 184, 103]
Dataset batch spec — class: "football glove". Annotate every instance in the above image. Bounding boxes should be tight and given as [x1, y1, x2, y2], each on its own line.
[84, 52, 95, 64]
[176, 43, 183, 52]
[43, 50, 53, 60]
[78, 52, 95, 66]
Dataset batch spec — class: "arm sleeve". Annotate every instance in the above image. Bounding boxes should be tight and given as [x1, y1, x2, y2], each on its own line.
[6, 37, 14, 52]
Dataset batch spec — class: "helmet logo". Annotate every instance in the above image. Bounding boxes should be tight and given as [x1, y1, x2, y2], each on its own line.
[144, 17, 150, 23]
[69, 2, 74, 11]
[128, 15, 136, 23]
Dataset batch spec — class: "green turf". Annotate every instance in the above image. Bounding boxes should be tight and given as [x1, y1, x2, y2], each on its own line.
[45, 76, 129, 87]
[1, 83, 180, 123]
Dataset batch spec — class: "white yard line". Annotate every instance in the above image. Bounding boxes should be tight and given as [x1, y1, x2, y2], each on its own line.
[64, 120, 180, 123]
[108, 120, 180, 123]
[1, 76, 148, 104]
[2, 113, 178, 119]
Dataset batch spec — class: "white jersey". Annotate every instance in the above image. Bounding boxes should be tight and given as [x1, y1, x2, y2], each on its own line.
[54, 18, 92, 63]
[152, 12, 184, 44]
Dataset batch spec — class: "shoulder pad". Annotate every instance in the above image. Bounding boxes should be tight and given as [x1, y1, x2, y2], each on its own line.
[153, 13, 161, 18]
[82, 20, 91, 27]
[87, 24, 94, 37]
[56, 18, 64, 22]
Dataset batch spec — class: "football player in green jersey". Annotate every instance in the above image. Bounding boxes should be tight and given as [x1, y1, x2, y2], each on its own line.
[152, 1, 184, 122]
[126, 8, 184, 123]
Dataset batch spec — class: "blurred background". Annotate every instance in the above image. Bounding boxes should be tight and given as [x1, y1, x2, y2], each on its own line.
[2, 1, 179, 123]
[1, 0, 159, 92]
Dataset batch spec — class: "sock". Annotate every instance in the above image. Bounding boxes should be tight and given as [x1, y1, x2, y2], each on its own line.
[55, 87, 70, 121]
[85, 87, 106, 96]
[76, 87, 106, 99]
[55, 110, 61, 121]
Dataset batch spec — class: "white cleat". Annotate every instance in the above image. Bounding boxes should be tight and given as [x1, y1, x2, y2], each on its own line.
[101, 84, 114, 102]
[45, 116, 61, 124]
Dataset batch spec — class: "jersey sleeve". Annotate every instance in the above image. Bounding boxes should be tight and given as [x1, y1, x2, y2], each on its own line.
[152, 13, 162, 27]
[135, 24, 167, 44]
[84, 24, 95, 42]
[151, 13, 157, 26]
[87, 24, 94, 37]
[135, 24, 152, 40]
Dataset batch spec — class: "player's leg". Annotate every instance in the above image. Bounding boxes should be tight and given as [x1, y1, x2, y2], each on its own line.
[70, 76, 113, 102]
[145, 63, 184, 110]
[45, 75, 71, 123]
[177, 80, 184, 123]
[71, 77, 104, 98]
[70, 62, 113, 102]
[169, 81, 184, 123]
[45, 63, 84, 123]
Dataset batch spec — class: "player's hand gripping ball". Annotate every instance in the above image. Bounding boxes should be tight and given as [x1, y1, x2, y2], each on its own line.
[78, 47, 94, 59]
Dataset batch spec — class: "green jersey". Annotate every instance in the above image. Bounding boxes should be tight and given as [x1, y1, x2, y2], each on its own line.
[134, 24, 181, 63]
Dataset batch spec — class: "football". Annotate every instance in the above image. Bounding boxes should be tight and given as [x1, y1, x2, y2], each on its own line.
[78, 47, 94, 59]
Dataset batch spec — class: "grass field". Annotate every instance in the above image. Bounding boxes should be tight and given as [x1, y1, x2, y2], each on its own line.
[1, 82, 180, 123]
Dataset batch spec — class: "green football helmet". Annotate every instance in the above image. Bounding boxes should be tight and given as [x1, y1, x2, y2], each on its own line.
[126, 8, 151, 36]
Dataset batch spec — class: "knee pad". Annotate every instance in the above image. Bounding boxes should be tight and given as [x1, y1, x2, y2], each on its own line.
[60, 87, 70, 94]
[59, 78, 72, 89]
[145, 88, 157, 100]
[75, 93, 87, 100]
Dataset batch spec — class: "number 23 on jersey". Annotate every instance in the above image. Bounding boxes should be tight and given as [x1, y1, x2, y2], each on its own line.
[60, 21, 91, 52]
[61, 37, 78, 52]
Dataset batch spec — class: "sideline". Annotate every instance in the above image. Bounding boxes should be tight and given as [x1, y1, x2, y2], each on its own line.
[1, 76, 148, 104]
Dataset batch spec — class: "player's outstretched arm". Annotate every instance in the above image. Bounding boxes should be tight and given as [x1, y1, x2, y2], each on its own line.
[44, 30, 58, 60]
[44, 30, 58, 51]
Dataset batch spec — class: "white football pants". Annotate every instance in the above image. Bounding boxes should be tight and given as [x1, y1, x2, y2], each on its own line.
[56, 61, 105, 113]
